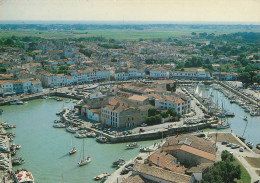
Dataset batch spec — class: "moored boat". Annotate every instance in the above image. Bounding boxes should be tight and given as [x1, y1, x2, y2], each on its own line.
[66, 126, 78, 133]
[53, 123, 65, 128]
[94, 173, 111, 181]
[96, 136, 108, 143]
[112, 159, 125, 167]
[78, 139, 91, 166]
[69, 147, 77, 155]
[246, 142, 254, 149]
[140, 147, 154, 152]
[14, 169, 34, 183]
[12, 157, 25, 166]
[126, 142, 139, 149]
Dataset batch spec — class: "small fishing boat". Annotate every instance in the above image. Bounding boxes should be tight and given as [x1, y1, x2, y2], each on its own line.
[0, 109, 3, 115]
[140, 147, 154, 152]
[17, 101, 25, 105]
[75, 133, 87, 138]
[69, 147, 77, 155]
[16, 145, 21, 149]
[225, 112, 235, 117]
[230, 100, 235, 104]
[66, 126, 78, 133]
[78, 139, 91, 166]
[53, 123, 65, 128]
[243, 116, 248, 121]
[94, 173, 111, 181]
[112, 159, 125, 167]
[57, 98, 63, 101]
[10, 100, 18, 105]
[256, 143, 260, 150]
[246, 142, 254, 149]
[96, 136, 107, 143]
[12, 157, 25, 166]
[126, 142, 139, 149]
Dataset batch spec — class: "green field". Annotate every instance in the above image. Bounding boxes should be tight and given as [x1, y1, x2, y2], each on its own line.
[233, 158, 251, 183]
[1, 28, 259, 40]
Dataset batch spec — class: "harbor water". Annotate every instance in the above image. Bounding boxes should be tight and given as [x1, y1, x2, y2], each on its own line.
[1, 85, 260, 182]
[1, 99, 161, 183]
[196, 85, 260, 146]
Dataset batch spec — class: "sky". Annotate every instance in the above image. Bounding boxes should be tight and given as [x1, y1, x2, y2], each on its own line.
[0, 0, 259, 24]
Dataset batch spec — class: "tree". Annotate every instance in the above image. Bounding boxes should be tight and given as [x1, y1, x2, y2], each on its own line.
[202, 151, 241, 183]
[166, 108, 177, 117]
[148, 108, 159, 117]
[191, 32, 196, 36]
[252, 75, 260, 84]
[149, 99, 155, 106]
[238, 72, 251, 84]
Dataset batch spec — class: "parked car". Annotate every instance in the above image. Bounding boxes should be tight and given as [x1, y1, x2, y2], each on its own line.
[239, 147, 244, 152]
[141, 123, 148, 127]
[231, 144, 240, 149]
[222, 141, 228, 145]
[139, 128, 145, 132]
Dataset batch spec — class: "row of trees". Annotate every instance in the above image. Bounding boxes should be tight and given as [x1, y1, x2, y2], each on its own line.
[145, 108, 180, 125]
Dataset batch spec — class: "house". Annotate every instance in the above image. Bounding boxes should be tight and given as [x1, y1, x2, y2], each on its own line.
[131, 163, 195, 183]
[115, 72, 129, 81]
[196, 69, 211, 80]
[101, 99, 151, 128]
[213, 72, 238, 81]
[155, 95, 191, 114]
[150, 68, 169, 79]
[128, 95, 150, 105]
[212, 64, 220, 71]
[162, 134, 216, 167]
[30, 79, 43, 93]
[22, 63, 41, 73]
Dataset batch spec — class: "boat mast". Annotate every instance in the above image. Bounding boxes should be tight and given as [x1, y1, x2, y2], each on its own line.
[83, 138, 85, 159]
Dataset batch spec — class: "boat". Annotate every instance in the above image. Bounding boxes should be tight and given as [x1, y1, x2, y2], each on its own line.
[216, 120, 230, 130]
[112, 159, 125, 167]
[12, 157, 25, 166]
[69, 135, 77, 155]
[66, 126, 78, 133]
[17, 101, 25, 105]
[246, 142, 254, 149]
[78, 139, 91, 166]
[10, 100, 18, 105]
[0, 109, 3, 115]
[230, 100, 235, 104]
[16, 145, 21, 149]
[256, 143, 260, 150]
[53, 123, 65, 128]
[243, 116, 248, 121]
[96, 136, 108, 143]
[140, 147, 154, 152]
[14, 169, 34, 183]
[224, 112, 235, 117]
[126, 142, 140, 149]
[94, 173, 111, 181]
[69, 147, 77, 155]
[75, 133, 87, 138]
[57, 98, 63, 101]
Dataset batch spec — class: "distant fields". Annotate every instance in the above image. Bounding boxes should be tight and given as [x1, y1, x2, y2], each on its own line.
[1, 28, 260, 40]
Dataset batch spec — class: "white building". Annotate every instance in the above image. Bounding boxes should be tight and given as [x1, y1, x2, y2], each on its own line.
[150, 68, 169, 79]
[155, 96, 191, 114]
[115, 72, 129, 80]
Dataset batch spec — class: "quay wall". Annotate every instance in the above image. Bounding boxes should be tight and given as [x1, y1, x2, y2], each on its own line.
[217, 81, 259, 107]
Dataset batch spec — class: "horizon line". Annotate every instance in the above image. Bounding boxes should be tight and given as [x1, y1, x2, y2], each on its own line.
[0, 20, 259, 25]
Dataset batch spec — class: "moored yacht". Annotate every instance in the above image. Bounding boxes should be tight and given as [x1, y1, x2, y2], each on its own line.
[14, 169, 34, 183]
[126, 142, 140, 149]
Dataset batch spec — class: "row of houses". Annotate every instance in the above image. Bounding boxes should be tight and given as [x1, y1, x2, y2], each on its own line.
[0, 79, 43, 96]
[115, 68, 212, 81]
[80, 82, 191, 128]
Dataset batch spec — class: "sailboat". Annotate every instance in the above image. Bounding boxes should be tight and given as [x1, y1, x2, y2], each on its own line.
[78, 139, 91, 166]
[69, 135, 77, 155]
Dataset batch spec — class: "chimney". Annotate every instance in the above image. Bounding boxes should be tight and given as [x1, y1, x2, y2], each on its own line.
[157, 157, 160, 166]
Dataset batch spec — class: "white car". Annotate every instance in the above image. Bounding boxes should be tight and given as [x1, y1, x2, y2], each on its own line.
[141, 123, 148, 127]
[239, 147, 244, 152]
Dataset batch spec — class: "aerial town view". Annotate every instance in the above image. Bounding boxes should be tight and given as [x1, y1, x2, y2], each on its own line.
[0, 0, 260, 183]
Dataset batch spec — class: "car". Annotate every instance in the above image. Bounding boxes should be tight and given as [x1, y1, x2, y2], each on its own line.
[239, 147, 244, 152]
[141, 123, 147, 127]
[120, 169, 129, 175]
[231, 144, 240, 149]
[139, 128, 145, 132]
[125, 163, 134, 168]
[226, 143, 233, 147]
[222, 141, 228, 145]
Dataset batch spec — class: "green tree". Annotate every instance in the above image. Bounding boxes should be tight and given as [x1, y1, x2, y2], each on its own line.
[252, 75, 260, 84]
[238, 72, 251, 84]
